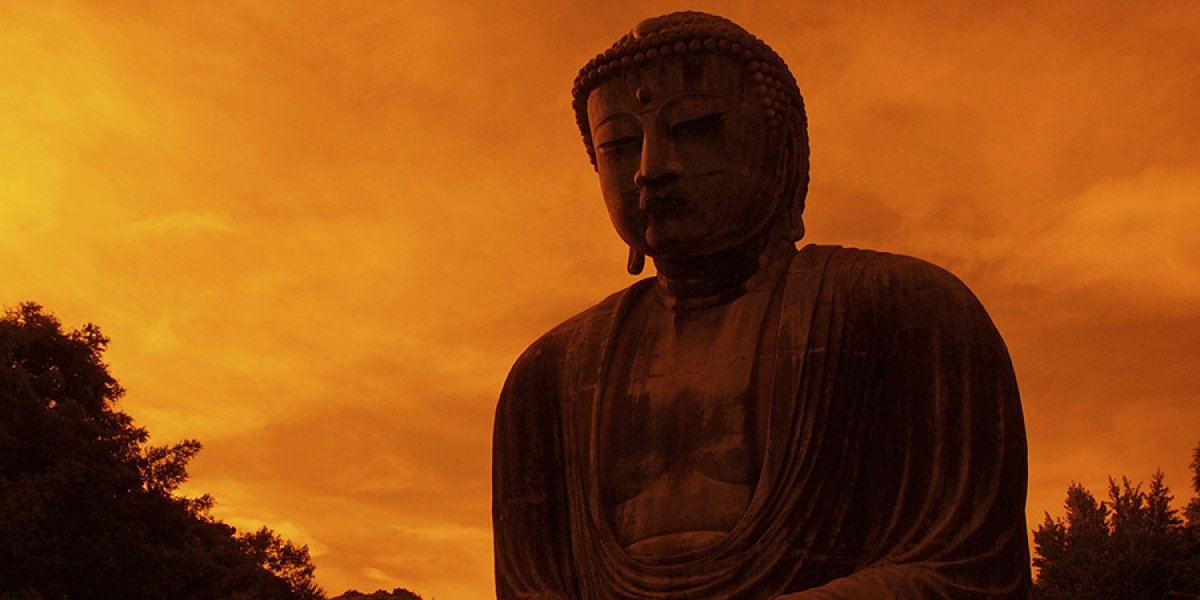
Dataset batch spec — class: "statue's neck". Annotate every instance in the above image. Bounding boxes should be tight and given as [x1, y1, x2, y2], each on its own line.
[651, 230, 795, 310]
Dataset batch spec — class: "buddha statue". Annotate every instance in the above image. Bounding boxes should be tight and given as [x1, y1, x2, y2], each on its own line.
[492, 11, 1031, 599]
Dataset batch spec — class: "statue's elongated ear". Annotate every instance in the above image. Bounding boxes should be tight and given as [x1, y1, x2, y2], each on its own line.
[789, 204, 806, 242]
[627, 247, 645, 275]
[771, 132, 806, 242]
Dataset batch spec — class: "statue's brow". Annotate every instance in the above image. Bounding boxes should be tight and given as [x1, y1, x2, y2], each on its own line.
[596, 112, 640, 127]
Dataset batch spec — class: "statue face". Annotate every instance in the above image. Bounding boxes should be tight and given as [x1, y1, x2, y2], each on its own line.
[587, 53, 783, 260]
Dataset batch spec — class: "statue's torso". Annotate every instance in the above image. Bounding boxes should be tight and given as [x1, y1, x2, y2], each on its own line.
[598, 257, 787, 557]
[496, 245, 1032, 597]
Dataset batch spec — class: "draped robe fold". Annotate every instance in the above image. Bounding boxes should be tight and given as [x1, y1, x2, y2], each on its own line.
[492, 244, 1031, 599]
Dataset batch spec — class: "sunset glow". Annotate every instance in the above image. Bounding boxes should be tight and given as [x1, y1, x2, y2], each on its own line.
[3, 2, 1198, 597]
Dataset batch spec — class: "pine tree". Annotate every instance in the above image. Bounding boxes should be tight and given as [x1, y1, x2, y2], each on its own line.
[1032, 447, 1200, 599]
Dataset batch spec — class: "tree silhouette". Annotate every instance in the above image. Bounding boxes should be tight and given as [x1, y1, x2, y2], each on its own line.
[241, 526, 326, 597]
[1032, 443, 1200, 599]
[1185, 443, 1200, 596]
[0, 303, 322, 598]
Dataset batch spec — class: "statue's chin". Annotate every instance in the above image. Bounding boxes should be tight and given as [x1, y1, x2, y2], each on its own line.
[641, 211, 778, 263]
[643, 220, 700, 252]
[642, 224, 731, 261]
[642, 229, 762, 264]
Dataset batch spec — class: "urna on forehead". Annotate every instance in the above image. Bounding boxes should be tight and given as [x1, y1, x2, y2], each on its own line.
[586, 52, 747, 111]
[571, 11, 808, 167]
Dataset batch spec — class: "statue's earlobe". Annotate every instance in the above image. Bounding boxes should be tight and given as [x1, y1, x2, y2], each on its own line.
[627, 247, 645, 275]
[788, 213, 805, 242]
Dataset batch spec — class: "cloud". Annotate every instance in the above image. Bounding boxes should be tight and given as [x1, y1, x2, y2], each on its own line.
[5, 1, 1199, 597]
[182, 396, 495, 597]
[1012, 167, 1200, 300]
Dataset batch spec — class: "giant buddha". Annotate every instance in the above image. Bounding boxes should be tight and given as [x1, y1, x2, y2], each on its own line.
[492, 12, 1031, 599]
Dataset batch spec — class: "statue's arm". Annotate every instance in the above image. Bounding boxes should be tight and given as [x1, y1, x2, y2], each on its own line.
[783, 258, 1031, 599]
[492, 341, 577, 600]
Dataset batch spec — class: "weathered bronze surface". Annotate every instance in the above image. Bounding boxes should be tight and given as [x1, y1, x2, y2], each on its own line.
[493, 12, 1031, 598]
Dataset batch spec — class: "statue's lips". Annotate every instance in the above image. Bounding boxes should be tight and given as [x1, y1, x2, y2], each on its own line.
[640, 194, 689, 221]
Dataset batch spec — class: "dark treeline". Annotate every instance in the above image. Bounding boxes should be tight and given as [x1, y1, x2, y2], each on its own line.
[0, 303, 423, 599]
[1032, 442, 1200, 599]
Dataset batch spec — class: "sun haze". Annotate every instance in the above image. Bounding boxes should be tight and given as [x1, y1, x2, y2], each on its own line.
[2, 1, 1198, 597]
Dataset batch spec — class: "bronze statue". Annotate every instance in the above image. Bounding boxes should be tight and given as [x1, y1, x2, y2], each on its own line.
[493, 12, 1030, 598]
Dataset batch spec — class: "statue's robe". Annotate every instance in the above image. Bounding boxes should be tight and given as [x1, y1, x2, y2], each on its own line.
[492, 244, 1031, 599]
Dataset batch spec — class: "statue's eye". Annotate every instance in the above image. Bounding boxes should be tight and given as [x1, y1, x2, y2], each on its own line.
[597, 136, 642, 152]
[671, 112, 724, 137]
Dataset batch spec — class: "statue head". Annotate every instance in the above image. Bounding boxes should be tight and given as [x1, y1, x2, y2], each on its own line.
[572, 12, 809, 274]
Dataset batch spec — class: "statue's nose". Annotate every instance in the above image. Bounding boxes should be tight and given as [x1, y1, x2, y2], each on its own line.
[633, 169, 679, 189]
[634, 133, 682, 189]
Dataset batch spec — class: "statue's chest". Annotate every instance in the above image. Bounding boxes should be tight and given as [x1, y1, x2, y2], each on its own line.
[598, 288, 772, 505]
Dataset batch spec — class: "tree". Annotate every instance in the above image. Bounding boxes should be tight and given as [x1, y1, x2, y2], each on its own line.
[240, 527, 326, 598]
[1032, 445, 1200, 600]
[1032, 483, 1113, 598]
[0, 303, 322, 598]
[1188, 443, 1200, 536]
[1183, 443, 1200, 595]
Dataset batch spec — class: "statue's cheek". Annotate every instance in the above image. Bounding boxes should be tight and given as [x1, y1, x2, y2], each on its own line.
[597, 151, 639, 191]
[603, 187, 649, 247]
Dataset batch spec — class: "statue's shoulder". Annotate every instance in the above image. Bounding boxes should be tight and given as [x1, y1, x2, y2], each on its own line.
[799, 245, 1000, 351]
[507, 280, 647, 377]
[799, 244, 976, 300]
[794, 244, 992, 335]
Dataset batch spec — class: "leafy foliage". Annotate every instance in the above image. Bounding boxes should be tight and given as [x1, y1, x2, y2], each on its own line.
[1032, 444, 1200, 600]
[240, 527, 326, 598]
[0, 303, 322, 598]
[1190, 445, 1200, 537]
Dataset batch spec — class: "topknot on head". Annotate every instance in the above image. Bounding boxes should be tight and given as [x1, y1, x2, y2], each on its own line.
[630, 11, 738, 40]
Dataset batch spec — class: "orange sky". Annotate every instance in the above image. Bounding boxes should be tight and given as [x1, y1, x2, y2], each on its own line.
[3, 1, 1199, 597]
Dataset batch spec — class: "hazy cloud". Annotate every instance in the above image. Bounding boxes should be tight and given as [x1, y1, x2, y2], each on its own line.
[4, 1, 1198, 596]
